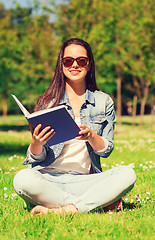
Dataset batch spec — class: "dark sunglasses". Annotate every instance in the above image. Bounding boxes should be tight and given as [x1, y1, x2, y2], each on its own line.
[63, 56, 89, 68]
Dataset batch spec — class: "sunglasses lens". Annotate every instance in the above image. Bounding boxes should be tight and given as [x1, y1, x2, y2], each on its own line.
[63, 58, 73, 67]
[77, 58, 88, 67]
[63, 57, 88, 67]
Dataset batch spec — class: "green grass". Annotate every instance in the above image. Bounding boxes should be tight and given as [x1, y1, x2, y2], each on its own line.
[0, 115, 154, 240]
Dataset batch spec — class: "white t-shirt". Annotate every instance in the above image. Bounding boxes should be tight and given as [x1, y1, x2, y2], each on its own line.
[41, 117, 91, 174]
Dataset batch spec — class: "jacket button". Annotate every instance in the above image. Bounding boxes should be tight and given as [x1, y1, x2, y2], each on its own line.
[90, 151, 92, 154]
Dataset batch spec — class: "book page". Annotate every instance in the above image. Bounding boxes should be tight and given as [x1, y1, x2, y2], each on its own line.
[29, 105, 65, 118]
[12, 94, 30, 118]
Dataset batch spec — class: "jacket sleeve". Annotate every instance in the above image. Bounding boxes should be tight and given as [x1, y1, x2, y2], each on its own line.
[22, 145, 47, 165]
[94, 95, 116, 158]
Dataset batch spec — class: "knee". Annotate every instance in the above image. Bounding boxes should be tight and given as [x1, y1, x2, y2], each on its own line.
[13, 169, 36, 195]
[121, 165, 137, 186]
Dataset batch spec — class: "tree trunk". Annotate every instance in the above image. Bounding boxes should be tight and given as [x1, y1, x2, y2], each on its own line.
[132, 95, 137, 126]
[139, 85, 149, 128]
[2, 94, 7, 118]
[116, 74, 122, 125]
[150, 104, 155, 131]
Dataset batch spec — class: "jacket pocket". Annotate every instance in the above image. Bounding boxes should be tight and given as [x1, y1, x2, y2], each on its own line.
[89, 114, 107, 135]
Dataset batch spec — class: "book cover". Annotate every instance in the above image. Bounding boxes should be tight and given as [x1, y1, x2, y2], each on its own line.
[12, 94, 81, 146]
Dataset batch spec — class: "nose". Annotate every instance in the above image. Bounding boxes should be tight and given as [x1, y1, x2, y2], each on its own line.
[72, 59, 79, 68]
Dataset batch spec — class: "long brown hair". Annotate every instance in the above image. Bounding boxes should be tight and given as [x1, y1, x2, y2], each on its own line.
[35, 38, 98, 111]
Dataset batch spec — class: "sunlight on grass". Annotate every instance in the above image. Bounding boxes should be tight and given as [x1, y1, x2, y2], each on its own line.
[0, 115, 154, 240]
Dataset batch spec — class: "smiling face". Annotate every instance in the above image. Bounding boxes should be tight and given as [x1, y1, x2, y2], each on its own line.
[63, 44, 90, 86]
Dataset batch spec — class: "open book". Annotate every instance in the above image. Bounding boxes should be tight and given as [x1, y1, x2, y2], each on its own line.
[12, 94, 81, 146]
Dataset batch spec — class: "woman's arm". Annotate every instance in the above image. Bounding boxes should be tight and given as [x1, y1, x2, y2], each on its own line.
[30, 124, 55, 155]
[76, 94, 116, 154]
[76, 125, 105, 151]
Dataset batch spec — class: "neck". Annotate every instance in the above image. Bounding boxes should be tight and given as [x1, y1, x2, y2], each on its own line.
[66, 81, 86, 96]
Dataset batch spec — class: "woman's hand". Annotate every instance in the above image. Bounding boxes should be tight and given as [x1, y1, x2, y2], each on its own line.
[76, 124, 105, 151]
[30, 124, 55, 155]
[76, 124, 93, 141]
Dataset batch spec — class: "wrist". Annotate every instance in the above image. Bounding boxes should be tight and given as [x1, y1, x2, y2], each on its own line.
[30, 142, 43, 155]
[88, 131, 105, 151]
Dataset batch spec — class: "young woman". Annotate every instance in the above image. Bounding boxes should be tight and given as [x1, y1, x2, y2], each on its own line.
[13, 38, 136, 215]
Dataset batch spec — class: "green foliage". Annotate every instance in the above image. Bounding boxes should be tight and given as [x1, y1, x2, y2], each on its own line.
[54, 0, 155, 96]
[0, 0, 154, 115]
[0, 4, 59, 113]
[0, 115, 154, 239]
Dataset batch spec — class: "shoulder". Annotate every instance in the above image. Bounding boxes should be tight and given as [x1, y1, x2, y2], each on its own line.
[93, 90, 114, 105]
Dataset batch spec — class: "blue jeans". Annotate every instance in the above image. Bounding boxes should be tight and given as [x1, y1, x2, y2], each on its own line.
[13, 165, 136, 212]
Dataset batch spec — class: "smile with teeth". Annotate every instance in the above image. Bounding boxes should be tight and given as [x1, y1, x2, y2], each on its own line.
[70, 70, 81, 75]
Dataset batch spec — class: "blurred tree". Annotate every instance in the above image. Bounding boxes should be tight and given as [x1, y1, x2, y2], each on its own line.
[53, 0, 155, 125]
[0, 4, 20, 116]
[116, 0, 155, 126]
[0, 3, 59, 115]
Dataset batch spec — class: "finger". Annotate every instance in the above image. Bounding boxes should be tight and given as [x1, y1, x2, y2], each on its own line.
[33, 124, 42, 136]
[76, 134, 88, 140]
[79, 124, 87, 128]
[38, 126, 52, 138]
[40, 129, 55, 142]
[79, 128, 89, 135]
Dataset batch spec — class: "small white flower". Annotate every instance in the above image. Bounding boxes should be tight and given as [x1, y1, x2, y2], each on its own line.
[12, 193, 17, 197]
[121, 161, 124, 164]
[143, 166, 148, 169]
[125, 198, 128, 201]
[4, 193, 8, 198]
[128, 163, 135, 168]
[140, 164, 143, 167]
[102, 164, 107, 167]
[146, 192, 150, 195]
[4, 187, 7, 191]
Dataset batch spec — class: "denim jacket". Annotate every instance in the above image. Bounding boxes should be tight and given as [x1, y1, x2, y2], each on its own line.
[23, 89, 116, 173]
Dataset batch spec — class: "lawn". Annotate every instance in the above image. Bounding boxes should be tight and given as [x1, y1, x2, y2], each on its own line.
[0, 115, 154, 240]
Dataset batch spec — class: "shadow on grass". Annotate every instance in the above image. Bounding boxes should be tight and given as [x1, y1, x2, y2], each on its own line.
[0, 125, 29, 132]
[121, 121, 139, 127]
[0, 142, 28, 155]
[122, 201, 141, 210]
[91, 201, 141, 214]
